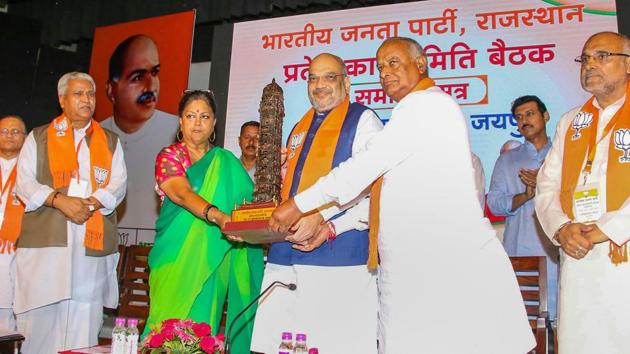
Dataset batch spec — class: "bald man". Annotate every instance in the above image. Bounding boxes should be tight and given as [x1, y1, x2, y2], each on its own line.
[101, 35, 179, 232]
[270, 37, 534, 353]
[250, 53, 383, 354]
[0, 115, 26, 332]
[535, 31, 630, 354]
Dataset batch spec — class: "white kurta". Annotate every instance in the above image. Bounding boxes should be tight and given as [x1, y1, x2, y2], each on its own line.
[251, 109, 383, 354]
[0, 157, 18, 331]
[296, 87, 535, 353]
[535, 97, 630, 354]
[14, 122, 127, 353]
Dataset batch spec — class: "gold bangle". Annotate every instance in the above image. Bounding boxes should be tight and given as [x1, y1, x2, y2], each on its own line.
[203, 204, 218, 224]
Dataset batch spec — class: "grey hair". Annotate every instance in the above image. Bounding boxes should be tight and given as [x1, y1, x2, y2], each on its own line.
[379, 37, 428, 75]
[380, 36, 426, 58]
[57, 72, 96, 96]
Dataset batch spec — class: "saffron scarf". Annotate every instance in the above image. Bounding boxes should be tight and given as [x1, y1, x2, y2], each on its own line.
[47, 115, 112, 251]
[560, 84, 630, 264]
[0, 164, 24, 253]
[281, 96, 350, 201]
[368, 77, 436, 270]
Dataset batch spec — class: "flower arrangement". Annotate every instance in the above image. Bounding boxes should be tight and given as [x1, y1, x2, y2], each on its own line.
[142, 318, 224, 354]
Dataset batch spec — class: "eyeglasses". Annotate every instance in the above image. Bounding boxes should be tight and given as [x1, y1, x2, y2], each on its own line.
[0, 128, 25, 136]
[574, 51, 630, 65]
[307, 73, 346, 83]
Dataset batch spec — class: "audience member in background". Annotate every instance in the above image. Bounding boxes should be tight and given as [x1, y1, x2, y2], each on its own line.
[238, 120, 260, 180]
[487, 95, 558, 319]
[500, 139, 522, 155]
[15, 72, 127, 354]
[535, 31, 630, 353]
[0, 115, 27, 332]
[143, 90, 263, 353]
[484, 139, 523, 225]
[471, 152, 485, 208]
[268, 37, 534, 353]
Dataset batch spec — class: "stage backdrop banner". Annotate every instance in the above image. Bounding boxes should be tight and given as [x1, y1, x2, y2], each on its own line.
[224, 0, 616, 190]
[89, 11, 195, 244]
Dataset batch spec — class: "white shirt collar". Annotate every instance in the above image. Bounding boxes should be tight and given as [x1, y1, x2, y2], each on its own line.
[593, 94, 626, 111]
[69, 117, 92, 135]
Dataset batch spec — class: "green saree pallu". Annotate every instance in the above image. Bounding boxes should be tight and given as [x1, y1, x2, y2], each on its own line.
[143, 147, 264, 353]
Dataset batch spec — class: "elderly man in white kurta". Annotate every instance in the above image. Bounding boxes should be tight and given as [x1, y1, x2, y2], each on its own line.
[270, 37, 534, 353]
[0, 115, 27, 332]
[535, 31, 630, 354]
[15, 72, 127, 354]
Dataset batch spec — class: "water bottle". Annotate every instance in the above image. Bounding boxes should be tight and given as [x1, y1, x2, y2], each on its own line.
[279, 331, 293, 353]
[126, 318, 139, 354]
[111, 317, 127, 354]
[293, 333, 308, 353]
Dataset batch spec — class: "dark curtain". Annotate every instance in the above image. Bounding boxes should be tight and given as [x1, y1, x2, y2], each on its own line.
[8, 0, 394, 46]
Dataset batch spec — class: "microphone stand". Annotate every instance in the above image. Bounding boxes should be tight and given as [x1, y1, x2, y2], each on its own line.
[224, 280, 296, 354]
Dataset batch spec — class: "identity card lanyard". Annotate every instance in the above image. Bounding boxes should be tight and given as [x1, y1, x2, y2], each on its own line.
[73, 125, 93, 183]
[582, 111, 622, 185]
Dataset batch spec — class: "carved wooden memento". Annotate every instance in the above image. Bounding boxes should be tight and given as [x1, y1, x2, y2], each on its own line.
[222, 79, 288, 243]
[252, 79, 284, 203]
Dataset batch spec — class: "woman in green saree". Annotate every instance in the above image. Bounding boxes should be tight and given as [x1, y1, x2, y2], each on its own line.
[142, 90, 263, 353]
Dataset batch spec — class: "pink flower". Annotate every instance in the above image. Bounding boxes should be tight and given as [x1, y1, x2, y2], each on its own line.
[192, 322, 212, 337]
[148, 333, 166, 348]
[180, 319, 194, 328]
[199, 336, 217, 353]
[178, 329, 195, 343]
[161, 326, 175, 341]
[216, 333, 225, 343]
[162, 319, 180, 330]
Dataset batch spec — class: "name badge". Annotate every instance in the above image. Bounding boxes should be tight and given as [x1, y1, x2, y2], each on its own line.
[67, 178, 89, 198]
[573, 186, 602, 223]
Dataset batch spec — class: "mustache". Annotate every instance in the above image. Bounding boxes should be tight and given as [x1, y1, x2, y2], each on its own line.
[245, 145, 256, 149]
[137, 91, 157, 104]
[312, 87, 332, 95]
[520, 124, 533, 129]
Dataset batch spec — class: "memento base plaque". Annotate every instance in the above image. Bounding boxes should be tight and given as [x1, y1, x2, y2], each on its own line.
[223, 79, 286, 244]
[222, 201, 288, 244]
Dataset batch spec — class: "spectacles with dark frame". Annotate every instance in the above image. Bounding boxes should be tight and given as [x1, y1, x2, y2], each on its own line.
[574, 51, 630, 65]
[307, 73, 347, 83]
[0, 128, 26, 136]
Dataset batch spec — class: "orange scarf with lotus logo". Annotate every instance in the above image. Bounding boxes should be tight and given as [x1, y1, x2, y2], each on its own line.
[47, 115, 113, 251]
[560, 84, 630, 264]
[0, 164, 24, 254]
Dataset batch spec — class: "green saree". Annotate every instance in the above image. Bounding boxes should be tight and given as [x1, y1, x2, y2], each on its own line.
[143, 147, 263, 353]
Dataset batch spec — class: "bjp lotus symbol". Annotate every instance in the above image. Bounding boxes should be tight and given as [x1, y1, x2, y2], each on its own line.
[571, 112, 593, 140]
[614, 128, 630, 163]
